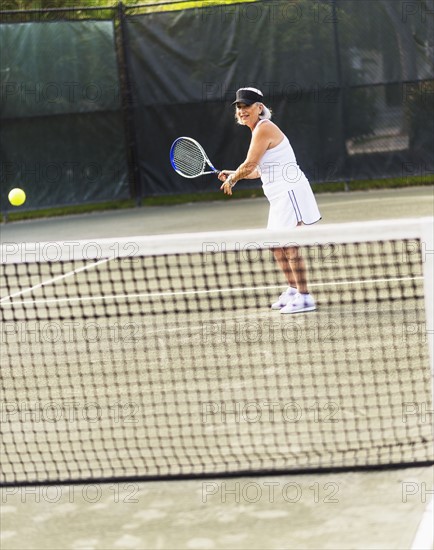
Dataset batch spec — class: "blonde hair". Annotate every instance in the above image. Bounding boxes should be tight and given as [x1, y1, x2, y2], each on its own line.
[235, 102, 273, 125]
[259, 104, 272, 120]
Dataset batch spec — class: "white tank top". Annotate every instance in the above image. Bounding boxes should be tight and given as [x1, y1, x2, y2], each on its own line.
[255, 119, 310, 201]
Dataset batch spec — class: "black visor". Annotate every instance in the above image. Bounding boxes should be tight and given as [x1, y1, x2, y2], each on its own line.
[232, 88, 264, 106]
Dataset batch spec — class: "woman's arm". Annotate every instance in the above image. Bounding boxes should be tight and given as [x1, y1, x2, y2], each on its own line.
[219, 121, 279, 194]
[219, 168, 260, 180]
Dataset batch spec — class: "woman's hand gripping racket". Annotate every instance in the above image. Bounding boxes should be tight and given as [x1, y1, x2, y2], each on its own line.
[170, 137, 220, 179]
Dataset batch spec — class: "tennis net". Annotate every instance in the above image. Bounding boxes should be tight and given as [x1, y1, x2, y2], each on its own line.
[1, 218, 433, 486]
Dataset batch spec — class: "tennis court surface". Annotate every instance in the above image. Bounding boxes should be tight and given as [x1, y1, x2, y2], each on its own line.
[1, 190, 433, 549]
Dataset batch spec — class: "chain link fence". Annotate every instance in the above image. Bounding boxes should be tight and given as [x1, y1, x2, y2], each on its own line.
[1, 0, 433, 212]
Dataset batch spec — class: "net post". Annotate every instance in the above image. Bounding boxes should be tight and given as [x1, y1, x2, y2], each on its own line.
[421, 219, 434, 415]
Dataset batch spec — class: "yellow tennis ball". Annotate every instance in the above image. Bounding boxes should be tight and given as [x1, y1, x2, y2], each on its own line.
[8, 188, 26, 206]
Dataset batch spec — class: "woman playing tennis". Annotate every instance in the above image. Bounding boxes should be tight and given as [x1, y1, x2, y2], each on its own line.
[219, 87, 321, 314]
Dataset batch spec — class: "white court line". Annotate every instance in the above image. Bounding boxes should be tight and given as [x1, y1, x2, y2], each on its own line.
[0, 257, 110, 304]
[411, 496, 433, 550]
[0, 275, 423, 307]
[319, 194, 434, 208]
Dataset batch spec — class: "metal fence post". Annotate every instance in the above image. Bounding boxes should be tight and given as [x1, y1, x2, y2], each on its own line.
[332, 0, 349, 190]
[116, 1, 143, 206]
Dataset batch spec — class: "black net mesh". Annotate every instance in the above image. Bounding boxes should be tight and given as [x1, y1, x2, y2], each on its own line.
[1, 222, 433, 485]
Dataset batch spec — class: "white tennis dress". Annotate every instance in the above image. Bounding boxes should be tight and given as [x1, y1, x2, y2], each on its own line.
[256, 120, 321, 230]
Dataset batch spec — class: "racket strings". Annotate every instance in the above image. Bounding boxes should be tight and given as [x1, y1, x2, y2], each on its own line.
[172, 139, 206, 177]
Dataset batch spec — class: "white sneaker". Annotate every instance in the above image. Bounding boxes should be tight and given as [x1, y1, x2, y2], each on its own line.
[280, 292, 316, 314]
[271, 287, 298, 310]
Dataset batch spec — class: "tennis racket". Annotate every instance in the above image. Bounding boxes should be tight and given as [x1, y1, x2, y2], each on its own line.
[170, 137, 220, 178]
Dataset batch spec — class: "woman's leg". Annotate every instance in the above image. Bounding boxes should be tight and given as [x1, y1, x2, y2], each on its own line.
[273, 246, 309, 294]
[285, 246, 309, 294]
[272, 247, 297, 288]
